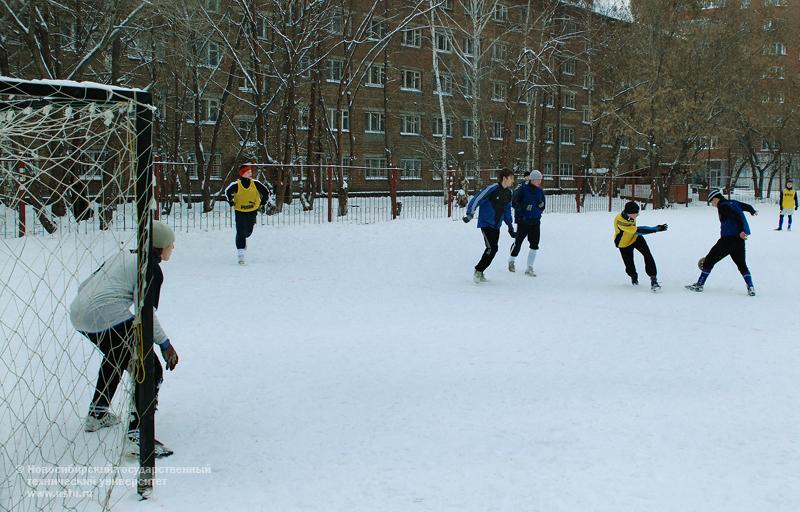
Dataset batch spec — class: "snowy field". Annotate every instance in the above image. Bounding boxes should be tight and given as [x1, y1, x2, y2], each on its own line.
[5, 205, 800, 511]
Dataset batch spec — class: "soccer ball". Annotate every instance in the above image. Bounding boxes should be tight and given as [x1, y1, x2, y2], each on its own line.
[697, 257, 705, 270]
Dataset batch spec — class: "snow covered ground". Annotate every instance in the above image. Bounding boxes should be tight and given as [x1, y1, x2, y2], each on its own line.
[8, 205, 800, 511]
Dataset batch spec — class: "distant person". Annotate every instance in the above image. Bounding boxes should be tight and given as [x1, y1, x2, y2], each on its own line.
[508, 170, 546, 276]
[71, 220, 178, 458]
[776, 178, 797, 231]
[463, 169, 516, 283]
[224, 164, 271, 265]
[686, 189, 758, 296]
[613, 201, 668, 291]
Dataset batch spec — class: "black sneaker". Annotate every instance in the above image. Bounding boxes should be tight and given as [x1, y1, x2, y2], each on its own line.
[126, 429, 174, 458]
[631, 276, 639, 285]
[650, 278, 661, 292]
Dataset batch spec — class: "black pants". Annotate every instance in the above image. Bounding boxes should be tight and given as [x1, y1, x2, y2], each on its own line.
[83, 319, 163, 429]
[475, 227, 500, 272]
[702, 236, 749, 275]
[510, 221, 541, 257]
[235, 210, 258, 249]
[618, 236, 657, 279]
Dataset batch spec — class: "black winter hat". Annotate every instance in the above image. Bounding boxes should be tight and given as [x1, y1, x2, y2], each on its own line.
[707, 189, 724, 203]
[623, 201, 640, 215]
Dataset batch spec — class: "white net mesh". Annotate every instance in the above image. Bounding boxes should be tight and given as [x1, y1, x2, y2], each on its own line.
[0, 81, 153, 511]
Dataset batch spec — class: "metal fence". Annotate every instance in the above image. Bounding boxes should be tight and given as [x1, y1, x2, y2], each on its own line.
[1, 163, 790, 238]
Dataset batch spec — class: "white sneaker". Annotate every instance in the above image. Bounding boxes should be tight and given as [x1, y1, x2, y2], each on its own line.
[524, 266, 536, 277]
[238, 256, 246, 265]
[126, 429, 174, 458]
[473, 270, 482, 284]
[84, 412, 120, 432]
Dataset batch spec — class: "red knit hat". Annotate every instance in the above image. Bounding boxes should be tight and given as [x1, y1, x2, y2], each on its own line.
[239, 164, 254, 177]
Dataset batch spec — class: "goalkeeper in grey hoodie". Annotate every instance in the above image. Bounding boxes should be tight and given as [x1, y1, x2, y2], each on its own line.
[70, 220, 178, 458]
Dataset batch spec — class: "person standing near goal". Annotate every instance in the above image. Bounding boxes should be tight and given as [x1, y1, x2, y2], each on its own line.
[687, 189, 758, 296]
[776, 178, 796, 231]
[508, 169, 546, 276]
[224, 164, 271, 265]
[463, 168, 516, 283]
[70, 220, 179, 458]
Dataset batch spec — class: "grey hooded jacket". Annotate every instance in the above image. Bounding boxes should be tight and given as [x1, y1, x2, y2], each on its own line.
[70, 251, 169, 345]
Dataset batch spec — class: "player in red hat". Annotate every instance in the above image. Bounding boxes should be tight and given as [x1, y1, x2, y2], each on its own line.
[224, 164, 271, 265]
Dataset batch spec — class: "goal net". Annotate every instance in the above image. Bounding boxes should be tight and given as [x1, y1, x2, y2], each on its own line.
[0, 78, 156, 510]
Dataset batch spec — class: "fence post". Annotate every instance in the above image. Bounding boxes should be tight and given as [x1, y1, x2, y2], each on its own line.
[607, 174, 613, 212]
[17, 162, 26, 237]
[327, 165, 333, 223]
[575, 170, 583, 213]
[447, 169, 454, 218]
[154, 159, 162, 220]
[390, 166, 398, 220]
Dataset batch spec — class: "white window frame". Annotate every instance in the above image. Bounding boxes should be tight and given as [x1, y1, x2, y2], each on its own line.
[433, 73, 453, 96]
[401, 69, 422, 92]
[400, 113, 422, 136]
[364, 111, 385, 134]
[545, 126, 554, 143]
[491, 42, 508, 62]
[560, 126, 576, 145]
[435, 29, 452, 53]
[492, 3, 509, 22]
[515, 123, 528, 142]
[326, 108, 350, 132]
[402, 27, 422, 48]
[366, 64, 386, 87]
[368, 18, 387, 41]
[582, 106, 592, 124]
[564, 90, 576, 110]
[399, 158, 422, 180]
[491, 121, 503, 140]
[563, 57, 576, 76]
[462, 118, 475, 139]
[433, 117, 453, 138]
[365, 156, 388, 180]
[491, 81, 507, 102]
[327, 58, 344, 82]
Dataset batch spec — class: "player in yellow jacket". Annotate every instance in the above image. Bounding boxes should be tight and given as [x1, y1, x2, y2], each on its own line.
[777, 178, 797, 231]
[614, 201, 668, 291]
[224, 164, 271, 265]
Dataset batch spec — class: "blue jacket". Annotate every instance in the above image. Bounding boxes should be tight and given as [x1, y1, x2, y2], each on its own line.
[718, 198, 755, 237]
[512, 183, 546, 224]
[466, 183, 513, 230]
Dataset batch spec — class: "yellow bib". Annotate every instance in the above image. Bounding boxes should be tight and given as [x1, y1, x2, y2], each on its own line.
[613, 212, 638, 248]
[783, 189, 796, 210]
[234, 180, 261, 212]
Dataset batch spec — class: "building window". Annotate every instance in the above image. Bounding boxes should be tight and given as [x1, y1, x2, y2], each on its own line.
[364, 111, 385, 134]
[366, 64, 386, 87]
[402, 27, 422, 47]
[365, 157, 388, 180]
[462, 118, 475, 139]
[327, 59, 344, 82]
[491, 81, 507, 102]
[402, 69, 421, 91]
[765, 65, 785, 79]
[581, 142, 590, 157]
[492, 3, 509, 22]
[491, 42, 508, 61]
[544, 161, 553, 175]
[368, 18, 387, 41]
[563, 58, 576, 76]
[545, 93, 554, 108]
[583, 74, 594, 90]
[492, 121, 503, 140]
[515, 123, 528, 142]
[545, 125, 554, 143]
[204, 41, 221, 67]
[188, 97, 219, 123]
[328, 9, 344, 35]
[433, 73, 453, 95]
[564, 91, 576, 109]
[559, 162, 574, 176]
[560, 126, 576, 145]
[436, 29, 452, 52]
[298, 107, 309, 130]
[400, 158, 422, 180]
[768, 42, 787, 55]
[326, 108, 350, 132]
[463, 36, 475, 57]
[463, 75, 475, 98]
[205, 0, 221, 12]
[582, 106, 592, 124]
[400, 113, 421, 135]
[237, 118, 255, 143]
[433, 117, 453, 138]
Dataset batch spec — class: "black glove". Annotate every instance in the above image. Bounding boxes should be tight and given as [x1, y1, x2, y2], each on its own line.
[508, 226, 516, 238]
[462, 214, 473, 223]
[657, 224, 668, 232]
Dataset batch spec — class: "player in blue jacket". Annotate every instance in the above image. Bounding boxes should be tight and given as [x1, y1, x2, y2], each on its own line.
[463, 168, 516, 283]
[687, 189, 758, 296]
[508, 170, 546, 276]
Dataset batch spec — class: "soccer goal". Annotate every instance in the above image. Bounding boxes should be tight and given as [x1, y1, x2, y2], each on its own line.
[0, 77, 158, 510]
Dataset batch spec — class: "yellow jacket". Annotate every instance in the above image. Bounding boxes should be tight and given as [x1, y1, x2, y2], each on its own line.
[614, 212, 639, 248]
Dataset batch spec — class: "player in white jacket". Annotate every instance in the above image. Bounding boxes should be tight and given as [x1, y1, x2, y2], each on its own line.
[70, 220, 178, 457]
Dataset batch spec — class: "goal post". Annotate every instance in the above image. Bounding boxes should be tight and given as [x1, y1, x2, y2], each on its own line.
[0, 77, 157, 509]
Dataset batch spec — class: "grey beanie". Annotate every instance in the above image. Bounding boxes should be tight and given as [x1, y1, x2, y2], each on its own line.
[529, 170, 543, 180]
[152, 220, 175, 249]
